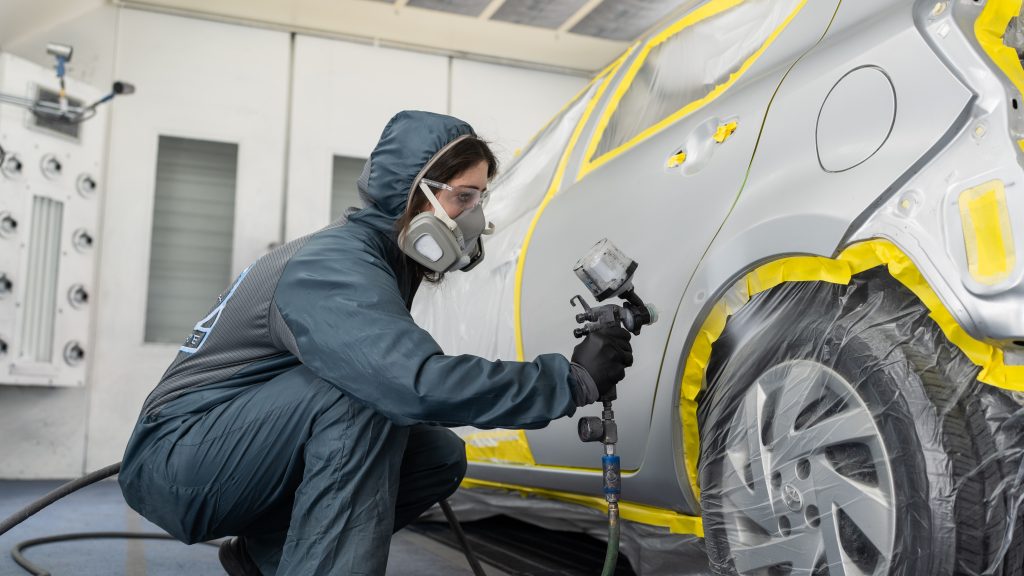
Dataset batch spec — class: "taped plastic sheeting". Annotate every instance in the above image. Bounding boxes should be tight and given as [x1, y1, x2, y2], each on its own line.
[696, 265, 1024, 574]
[584, 0, 804, 174]
[482, 82, 599, 229]
[423, 485, 710, 575]
[456, 427, 536, 465]
[682, 240, 1024, 505]
[410, 80, 599, 363]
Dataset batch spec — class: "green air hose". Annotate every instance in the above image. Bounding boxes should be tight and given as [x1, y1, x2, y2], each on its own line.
[601, 503, 621, 576]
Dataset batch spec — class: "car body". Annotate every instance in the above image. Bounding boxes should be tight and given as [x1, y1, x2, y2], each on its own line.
[412, 0, 1024, 573]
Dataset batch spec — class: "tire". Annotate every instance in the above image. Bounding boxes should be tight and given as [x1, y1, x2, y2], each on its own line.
[963, 384, 1024, 576]
[696, 267, 1020, 575]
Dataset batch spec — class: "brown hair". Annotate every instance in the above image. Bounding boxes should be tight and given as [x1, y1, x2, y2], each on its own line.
[396, 137, 498, 282]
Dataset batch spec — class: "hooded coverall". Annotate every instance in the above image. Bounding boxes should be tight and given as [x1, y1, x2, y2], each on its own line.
[118, 111, 585, 575]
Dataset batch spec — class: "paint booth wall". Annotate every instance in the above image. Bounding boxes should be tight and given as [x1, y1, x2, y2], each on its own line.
[0, 6, 587, 477]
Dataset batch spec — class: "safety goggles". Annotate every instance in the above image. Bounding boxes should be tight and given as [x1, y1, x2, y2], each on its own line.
[420, 178, 489, 211]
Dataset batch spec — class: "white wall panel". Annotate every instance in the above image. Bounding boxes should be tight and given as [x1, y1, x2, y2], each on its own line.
[86, 9, 290, 471]
[449, 59, 587, 168]
[285, 37, 587, 238]
[285, 36, 448, 239]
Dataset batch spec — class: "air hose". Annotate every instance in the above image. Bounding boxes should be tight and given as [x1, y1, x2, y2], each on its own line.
[602, 503, 620, 576]
[0, 461, 487, 576]
[0, 462, 121, 538]
[579, 400, 623, 576]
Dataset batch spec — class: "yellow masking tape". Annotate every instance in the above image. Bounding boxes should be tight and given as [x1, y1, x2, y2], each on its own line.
[513, 48, 634, 362]
[959, 181, 1016, 285]
[460, 478, 704, 537]
[579, 0, 806, 180]
[713, 121, 739, 143]
[975, 0, 1024, 101]
[679, 239, 1024, 499]
[517, 55, 631, 153]
[462, 429, 536, 466]
[667, 151, 688, 168]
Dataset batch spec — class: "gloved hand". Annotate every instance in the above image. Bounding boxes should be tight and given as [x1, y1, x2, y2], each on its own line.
[570, 326, 634, 404]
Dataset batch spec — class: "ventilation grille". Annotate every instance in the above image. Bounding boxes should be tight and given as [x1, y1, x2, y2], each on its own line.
[570, 0, 689, 41]
[145, 136, 238, 344]
[491, 0, 589, 29]
[20, 196, 64, 362]
[407, 0, 492, 17]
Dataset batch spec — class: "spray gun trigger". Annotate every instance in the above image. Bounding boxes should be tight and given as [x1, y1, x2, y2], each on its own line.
[570, 294, 592, 313]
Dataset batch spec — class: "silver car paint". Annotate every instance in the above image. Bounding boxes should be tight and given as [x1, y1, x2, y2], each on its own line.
[459, 0, 842, 510]
[415, 0, 1022, 516]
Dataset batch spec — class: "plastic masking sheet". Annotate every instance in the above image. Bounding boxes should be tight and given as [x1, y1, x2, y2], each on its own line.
[410, 81, 599, 363]
[697, 266, 1024, 575]
[591, 0, 803, 161]
[421, 485, 711, 576]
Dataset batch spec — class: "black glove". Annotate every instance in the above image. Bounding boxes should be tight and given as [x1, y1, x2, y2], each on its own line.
[570, 325, 634, 403]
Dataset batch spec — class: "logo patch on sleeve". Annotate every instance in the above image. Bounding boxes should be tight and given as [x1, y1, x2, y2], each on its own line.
[180, 265, 252, 354]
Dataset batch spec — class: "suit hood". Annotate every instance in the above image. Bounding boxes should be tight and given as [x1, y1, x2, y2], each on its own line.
[349, 111, 476, 234]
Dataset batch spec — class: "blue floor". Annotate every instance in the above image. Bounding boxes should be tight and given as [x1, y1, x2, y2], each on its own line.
[0, 479, 499, 576]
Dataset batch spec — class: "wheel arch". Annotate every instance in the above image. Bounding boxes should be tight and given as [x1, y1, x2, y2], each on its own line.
[668, 235, 1024, 504]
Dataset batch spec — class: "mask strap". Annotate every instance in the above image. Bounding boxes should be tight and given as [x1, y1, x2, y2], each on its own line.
[419, 182, 458, 231]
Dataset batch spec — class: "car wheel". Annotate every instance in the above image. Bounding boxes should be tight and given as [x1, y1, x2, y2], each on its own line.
[696, 267, 1017, 575]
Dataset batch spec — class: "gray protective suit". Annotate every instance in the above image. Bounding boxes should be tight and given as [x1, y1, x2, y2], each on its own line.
[119, 111, 584, 575]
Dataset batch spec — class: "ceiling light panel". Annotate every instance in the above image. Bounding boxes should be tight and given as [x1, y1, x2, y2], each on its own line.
[490, 0, 590, 29]
[570, 0, 683, 41]
[407, 0, 493, 17]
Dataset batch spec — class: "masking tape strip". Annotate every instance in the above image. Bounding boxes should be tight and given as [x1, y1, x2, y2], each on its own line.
[517, 63, 625, 156]
[513, 47, 634, 362]
[975, 0, 1024, 103]
[578, 0, 807, 181]
[460, 478, 705, 538]
[461, 429, 536, 466]
[679, 239, 1024, 500]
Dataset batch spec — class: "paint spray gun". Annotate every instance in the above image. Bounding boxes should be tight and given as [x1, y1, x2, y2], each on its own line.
[569, 238, 657, 575]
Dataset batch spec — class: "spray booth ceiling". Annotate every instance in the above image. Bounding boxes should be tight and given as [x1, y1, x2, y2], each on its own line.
[119, 0, 698, 73]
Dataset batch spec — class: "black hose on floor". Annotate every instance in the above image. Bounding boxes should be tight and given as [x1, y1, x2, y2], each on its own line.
[439, 499, 487, 576]
[2, 462, 487, 576]
[12, 532, 218, 576]
[0, 462, 121, 538]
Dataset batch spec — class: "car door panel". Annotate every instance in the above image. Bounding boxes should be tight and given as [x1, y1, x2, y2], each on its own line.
[519, 0, 843, 471]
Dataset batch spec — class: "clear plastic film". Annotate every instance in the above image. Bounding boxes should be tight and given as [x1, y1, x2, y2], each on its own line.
[411, 81, 599, 362]
[421, 485, 711, 576]
[697, 266, 1024, 575]
[592, 0, 803, 160]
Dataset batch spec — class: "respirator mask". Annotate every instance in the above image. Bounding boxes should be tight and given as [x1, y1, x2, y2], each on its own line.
[400, 178, 495, 273]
